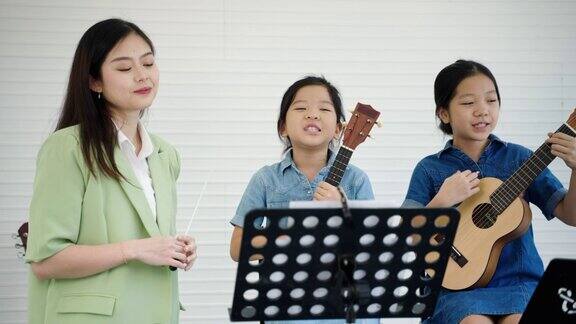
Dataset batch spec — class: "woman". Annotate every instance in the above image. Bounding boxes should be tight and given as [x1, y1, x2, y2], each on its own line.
[26, 18, 197, 324]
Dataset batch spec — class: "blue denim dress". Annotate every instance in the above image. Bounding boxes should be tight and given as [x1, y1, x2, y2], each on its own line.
[231, 149, 379, 324]
[402, 135, 567, 324]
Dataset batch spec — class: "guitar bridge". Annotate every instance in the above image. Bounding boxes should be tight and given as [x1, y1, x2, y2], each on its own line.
[449, 245, 468, 267]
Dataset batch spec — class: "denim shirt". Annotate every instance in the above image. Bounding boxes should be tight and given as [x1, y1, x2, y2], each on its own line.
[402, 134, 567, 287]
[231, 149, 377, 324]
[231, 149, 375, 228]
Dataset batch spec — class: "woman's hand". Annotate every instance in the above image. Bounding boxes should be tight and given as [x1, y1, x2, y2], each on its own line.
[313, 181, 342, 201]
[123, 236, 189, 269]
[176, 235, 197, 271]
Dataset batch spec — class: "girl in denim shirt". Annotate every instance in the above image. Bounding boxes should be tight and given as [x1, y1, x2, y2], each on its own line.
[230, 76, 378, 324]
[403, 60, 576, 324]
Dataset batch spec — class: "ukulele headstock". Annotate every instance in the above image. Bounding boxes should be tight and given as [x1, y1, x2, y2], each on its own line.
[342, 103, 381, 150]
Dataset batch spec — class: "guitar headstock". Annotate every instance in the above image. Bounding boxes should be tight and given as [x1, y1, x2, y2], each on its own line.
[566, 108, 576, 129]
[12, 222, 28, 259]
[342, 103, 381, 150]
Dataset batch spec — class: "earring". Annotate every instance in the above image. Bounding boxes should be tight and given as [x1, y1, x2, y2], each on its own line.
[97, 92, 101, 100]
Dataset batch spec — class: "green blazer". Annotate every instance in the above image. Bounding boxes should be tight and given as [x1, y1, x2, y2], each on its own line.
[26, 126, 182, 324]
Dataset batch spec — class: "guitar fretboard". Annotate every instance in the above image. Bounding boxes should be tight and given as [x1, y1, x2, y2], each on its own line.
[325, 146, 354, 187]
[490, 124, 576, 213]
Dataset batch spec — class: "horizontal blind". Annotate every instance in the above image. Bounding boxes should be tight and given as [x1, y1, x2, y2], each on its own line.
[0, 1, 575, 323]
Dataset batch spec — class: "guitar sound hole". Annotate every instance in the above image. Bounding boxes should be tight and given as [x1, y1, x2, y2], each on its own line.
[472, 203, 497, 229]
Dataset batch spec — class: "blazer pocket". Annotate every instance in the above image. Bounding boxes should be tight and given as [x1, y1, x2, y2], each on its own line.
[57, 294, 117, 316]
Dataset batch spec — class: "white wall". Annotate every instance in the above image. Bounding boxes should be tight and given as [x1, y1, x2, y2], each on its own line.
[1, 0, 575, 323]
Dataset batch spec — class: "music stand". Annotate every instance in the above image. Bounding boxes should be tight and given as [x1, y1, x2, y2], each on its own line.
[229, 197, 459, 323]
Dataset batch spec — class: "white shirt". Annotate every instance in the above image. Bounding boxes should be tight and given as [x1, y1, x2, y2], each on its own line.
[116, 123, 157, 221]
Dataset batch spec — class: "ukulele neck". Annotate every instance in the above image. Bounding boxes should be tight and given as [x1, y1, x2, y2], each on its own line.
[325, 146, 354, 187]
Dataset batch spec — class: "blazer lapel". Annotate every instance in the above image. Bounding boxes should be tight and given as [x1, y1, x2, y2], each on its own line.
[115, 147, 160, 237]
[147, 149, 173, 236]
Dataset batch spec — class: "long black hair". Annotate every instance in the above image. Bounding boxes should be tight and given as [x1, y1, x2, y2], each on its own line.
[434, 59, 501, 135]
[56, 18, 155, 179]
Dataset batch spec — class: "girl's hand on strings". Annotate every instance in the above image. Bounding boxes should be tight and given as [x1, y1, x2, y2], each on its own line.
[435, 170, 480, 207]
[547, 132, 576, 170]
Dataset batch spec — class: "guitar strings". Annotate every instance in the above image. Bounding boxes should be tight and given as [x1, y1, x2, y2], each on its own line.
[467, 124, 565, 232]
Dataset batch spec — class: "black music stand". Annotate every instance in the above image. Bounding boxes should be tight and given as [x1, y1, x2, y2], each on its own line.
[229, 197, 459, 323]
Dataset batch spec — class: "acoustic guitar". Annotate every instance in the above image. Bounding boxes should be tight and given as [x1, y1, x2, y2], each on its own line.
[442, 109, 576, 291]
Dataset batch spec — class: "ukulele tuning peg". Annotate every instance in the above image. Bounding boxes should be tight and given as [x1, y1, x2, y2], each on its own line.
[17, 251, 25, 259]
[375, 121, 383, 128]
[15, 243, 24, 249]
[367, 134, 375, 140]
[11, 233, 19, 239]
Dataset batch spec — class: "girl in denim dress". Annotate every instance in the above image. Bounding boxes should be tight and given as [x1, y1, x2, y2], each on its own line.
[402, 60, 576, 324]
[229, 76, 379, 324]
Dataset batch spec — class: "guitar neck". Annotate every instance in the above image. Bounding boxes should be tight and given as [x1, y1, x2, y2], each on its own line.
[491, 123, 576, 212]
[325, 146, 354, 187]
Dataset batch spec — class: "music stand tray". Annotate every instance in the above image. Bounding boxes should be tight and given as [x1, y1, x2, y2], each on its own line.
[230, 202, 459, 323]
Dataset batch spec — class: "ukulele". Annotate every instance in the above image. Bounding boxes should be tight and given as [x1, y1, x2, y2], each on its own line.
[442, 109, 576, 291]
[325, 103, 381, 186]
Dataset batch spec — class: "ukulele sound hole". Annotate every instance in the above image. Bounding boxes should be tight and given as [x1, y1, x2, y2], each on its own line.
[472, 203, 497, 229]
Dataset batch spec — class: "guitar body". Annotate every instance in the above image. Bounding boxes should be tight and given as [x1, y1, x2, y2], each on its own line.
[442, 177, 532, 291]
